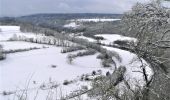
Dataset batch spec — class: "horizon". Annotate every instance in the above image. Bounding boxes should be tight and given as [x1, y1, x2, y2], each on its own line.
[0, 0, 150, 17]
[0, 0, 170, 17]
[0, 13, 123, 18]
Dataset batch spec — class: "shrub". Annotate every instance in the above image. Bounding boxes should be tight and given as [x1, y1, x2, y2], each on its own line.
[0, 45, 6, 60]
[67, 54, 75, 64]
[63, 80, 72, 85]
[96, 54, 105, 59]
[4, 47, 40, 54]
[76, 49, 96, 57]
[114, 40, 130, 46]
[61, 46, 84, 53]
[97, 53, 109, 59]
[92, 71, 96, 76]
[114, 40, 134, 46]
[94, 36, 104, 40]
[106, 71, 111, 77]
[84, 75, 90, 81]
[67, 49, 96, 63]
[101, 60, 111, 67]
[51, 65, 57, 68]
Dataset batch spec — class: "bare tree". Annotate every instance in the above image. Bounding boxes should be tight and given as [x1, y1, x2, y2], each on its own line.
[67, 54, 74, 64]
[122, 0, 170, 99]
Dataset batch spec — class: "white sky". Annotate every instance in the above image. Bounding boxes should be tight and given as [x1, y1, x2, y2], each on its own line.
[0, 0, 169, 17]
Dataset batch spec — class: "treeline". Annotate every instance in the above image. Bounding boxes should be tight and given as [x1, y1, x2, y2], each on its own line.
[9, 34, 77, 47]
[3, 47, 41, 54]
[0, 45, 6, 60]
[67, 49, 96, 64]
[61, 45, 85, 53]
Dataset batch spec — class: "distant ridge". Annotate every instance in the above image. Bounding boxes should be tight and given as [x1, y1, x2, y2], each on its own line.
[20, 13, 122, 19]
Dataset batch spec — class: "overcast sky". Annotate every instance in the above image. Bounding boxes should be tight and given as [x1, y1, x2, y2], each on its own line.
[0, 0, 169, 17]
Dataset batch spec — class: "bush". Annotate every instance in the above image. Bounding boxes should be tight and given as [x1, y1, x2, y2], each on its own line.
[76, 49, 96, 57]
[94, 36, 105, 40]
[61, 46, 84, 53]
[97, 53, 109, 59]
[0, 54, 6, 60]
[96, 54, 105, 59]
[67, 49, 96, 63]
[101, 60, 111, 67]
[84, 76, 90, 81]
[51, 65, 57, 68]
[63, 80, 72, 85]
[92, 71, 96, 76]
[67, 54, 75, 64]
[114, 40, 130, 46]
[2, 91, 13, 96]
[80, 74, 93, 81]
[97, 53, 116, 68]
[4, 47, 40, 54]
[0, 45, 6, 60]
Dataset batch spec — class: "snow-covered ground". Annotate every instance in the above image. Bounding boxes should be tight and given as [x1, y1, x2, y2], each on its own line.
[76, 36, 95, 42]
[63, 22, 80, 28]
[0, 46, 110, 100]
[103, 46, 153, 88]
[0, 26, 44, 41]
[0, 26, 110, 100]
[0, 26, 153, 100]
[0, 26, 20, 32]
[76, 34, 136, 44]
[95, 34, 137, 44]
[74, 18, 121, 22]
[0, 41, 46, 51]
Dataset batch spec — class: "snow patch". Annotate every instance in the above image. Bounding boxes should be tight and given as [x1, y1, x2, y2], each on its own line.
[95, 34, 137, 44]
[0, 41, 46, 51]
[0, 26, 43, 41]
[0, 26, 20, 32]
[75, 18, 121, 22]
[64, 22, 80, 28]
[76, 36, 95, 42]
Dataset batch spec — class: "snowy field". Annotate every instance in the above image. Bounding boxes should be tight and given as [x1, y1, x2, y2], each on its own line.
[0, 41, 46, 51]
[63, 22, 80, 28]
[75, 34, 136, 45]
[0, 46, 110, 100]
[76, 36, 95, 42]
[0, 26, 111, 100]
[0, 26, 153, 100]
[95, 34, 137, 44]
[0, 26, 45, 41]
[74, 18, 121, 22]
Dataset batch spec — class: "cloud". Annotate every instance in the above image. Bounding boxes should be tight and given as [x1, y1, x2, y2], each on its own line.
[0, 0, 168, 17]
